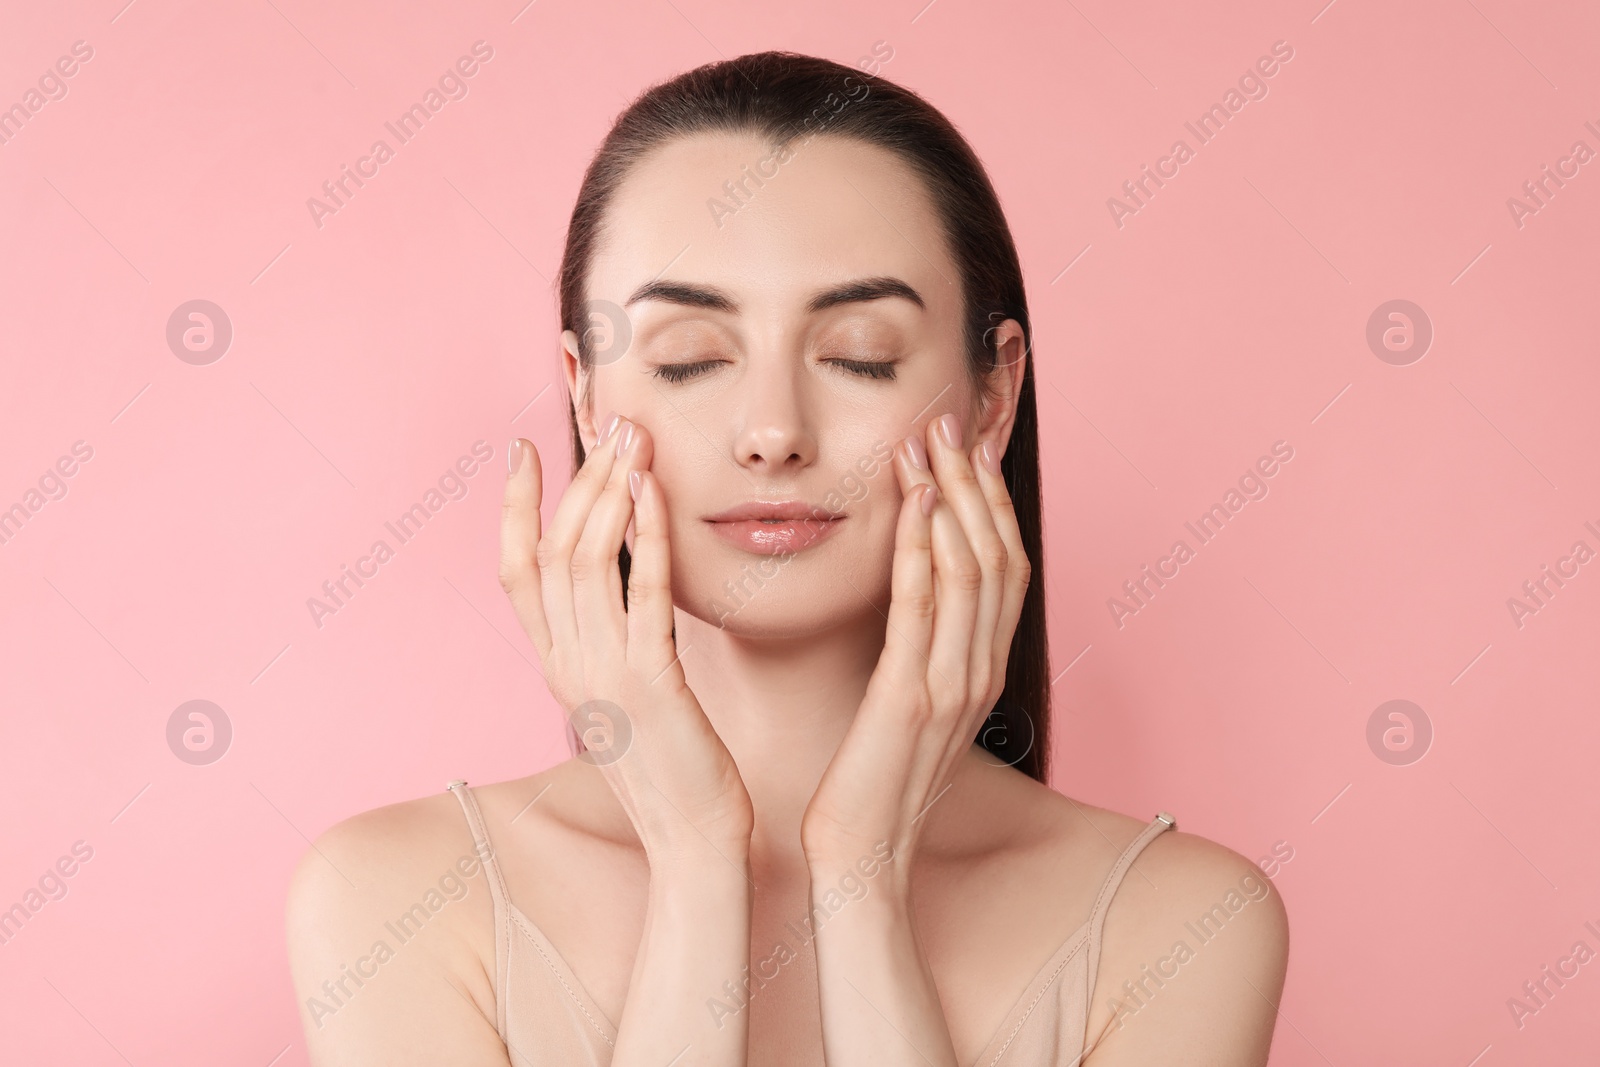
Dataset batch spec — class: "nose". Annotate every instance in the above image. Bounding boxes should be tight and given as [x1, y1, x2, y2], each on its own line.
[732, 360, 817, 474]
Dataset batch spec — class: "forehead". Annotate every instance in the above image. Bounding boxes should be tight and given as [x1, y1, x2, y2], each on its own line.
[587, 132, 961, 317]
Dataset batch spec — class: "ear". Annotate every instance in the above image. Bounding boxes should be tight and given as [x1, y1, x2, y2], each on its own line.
[974, 318, 1028, 459]
[561, 329, 599, 450]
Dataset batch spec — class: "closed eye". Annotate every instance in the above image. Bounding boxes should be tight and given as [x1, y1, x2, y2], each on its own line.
[652, 360, 724, 383]
[653, 358, 897, 382]
[828, 358, 897, 380]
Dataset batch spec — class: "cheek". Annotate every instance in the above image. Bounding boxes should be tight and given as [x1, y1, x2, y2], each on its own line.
[836, 472, 901, 580]
[865, 496, 901, 559]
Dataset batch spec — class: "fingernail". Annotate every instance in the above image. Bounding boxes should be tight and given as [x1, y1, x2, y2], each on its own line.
[614, 420, 634, 458]
[507, 439, 524, 477]
[920, 483, 938, 516]
[598, 411, 620, 443]
[937, 413, 962, 449]
[629, 470, 643, 501]
[978, 440, 1000, 475]
[904, 434, 928, 471]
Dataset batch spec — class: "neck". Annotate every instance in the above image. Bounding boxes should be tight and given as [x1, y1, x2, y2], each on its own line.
[673, 604, 885, 865]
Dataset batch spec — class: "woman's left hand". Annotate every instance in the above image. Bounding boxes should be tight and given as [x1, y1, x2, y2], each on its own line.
[799, 411, 1032, 872]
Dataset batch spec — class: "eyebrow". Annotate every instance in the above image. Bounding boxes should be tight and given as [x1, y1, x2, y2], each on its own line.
[623, 276, 926, 315]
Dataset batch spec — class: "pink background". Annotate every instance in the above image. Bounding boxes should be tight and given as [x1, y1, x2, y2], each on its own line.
[3, 0, 1597, 1063]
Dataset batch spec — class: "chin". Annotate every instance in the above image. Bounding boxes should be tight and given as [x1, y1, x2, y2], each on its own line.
[675, 554, 890, 640]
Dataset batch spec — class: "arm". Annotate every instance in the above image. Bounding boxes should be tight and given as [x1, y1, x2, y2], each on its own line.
[612, 841, 753, 1064]
[807, 847, 959, 1066]
[503, 419, 755, 1065]
[803, 412, 1032, 1065]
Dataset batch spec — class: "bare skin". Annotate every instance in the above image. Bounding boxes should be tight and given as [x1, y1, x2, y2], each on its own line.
[286, 132, 1288, 1066]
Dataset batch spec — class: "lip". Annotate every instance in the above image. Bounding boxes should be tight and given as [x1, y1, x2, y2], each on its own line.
[704, 500, 846, 555]
[703, 500, 842, 523]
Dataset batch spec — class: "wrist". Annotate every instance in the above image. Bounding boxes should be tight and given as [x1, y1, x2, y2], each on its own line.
[806, 837, 910, 904]
[647, 839, 753, 885]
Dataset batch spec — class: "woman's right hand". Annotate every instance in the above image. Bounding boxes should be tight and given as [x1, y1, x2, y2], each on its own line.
[499, 414, 754, 866]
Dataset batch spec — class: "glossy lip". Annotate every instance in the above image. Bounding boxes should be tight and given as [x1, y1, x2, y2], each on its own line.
[704, 500, 846, 556]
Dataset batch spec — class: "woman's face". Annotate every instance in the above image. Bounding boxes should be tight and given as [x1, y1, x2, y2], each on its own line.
[563, 131, 1020, 638]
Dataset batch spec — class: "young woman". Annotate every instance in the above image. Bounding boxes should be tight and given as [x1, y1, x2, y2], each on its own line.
[287, 50, 1289, 1067]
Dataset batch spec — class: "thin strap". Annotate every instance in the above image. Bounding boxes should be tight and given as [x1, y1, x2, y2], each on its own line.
[446, 779, 511, 1042]
[1081, 812, 1175, 1013]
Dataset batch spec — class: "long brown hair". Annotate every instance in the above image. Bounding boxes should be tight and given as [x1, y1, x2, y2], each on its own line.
[556, 50, 1051, 783]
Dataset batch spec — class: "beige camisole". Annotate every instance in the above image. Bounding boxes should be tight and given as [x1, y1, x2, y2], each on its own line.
[447, 780, 1174, 1066]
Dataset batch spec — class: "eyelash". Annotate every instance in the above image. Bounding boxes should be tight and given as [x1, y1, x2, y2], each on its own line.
[653, 360, 720, 383]
[833, 358, 897, 381]
[652, 358, 897, 383]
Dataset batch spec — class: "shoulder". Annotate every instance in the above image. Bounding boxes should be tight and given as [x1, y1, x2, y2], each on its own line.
[1066, 801, 1290, 1066]
[1106, 815, 1290, 963]
[283, 762, 595, 958]
[283, 785, 492, 1006]
[283, 775, 558, 1057]
[284, 786, 480, 938]
[1000, 785, 1289, 950]
[283, 759, 588, 905]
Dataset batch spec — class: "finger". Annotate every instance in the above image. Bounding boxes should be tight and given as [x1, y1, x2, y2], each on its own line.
[500, 438, 553, 658]
[920, 419, 981, 705]
[891, 426, 936, 510]
[971, 436, 1031, 692]
[876, 448, 938, 688]
[539, 410, 624, 657]
[573, 418, 654, 655]
[926, 413, 1008, 703]
[623, 467, 681, 682]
